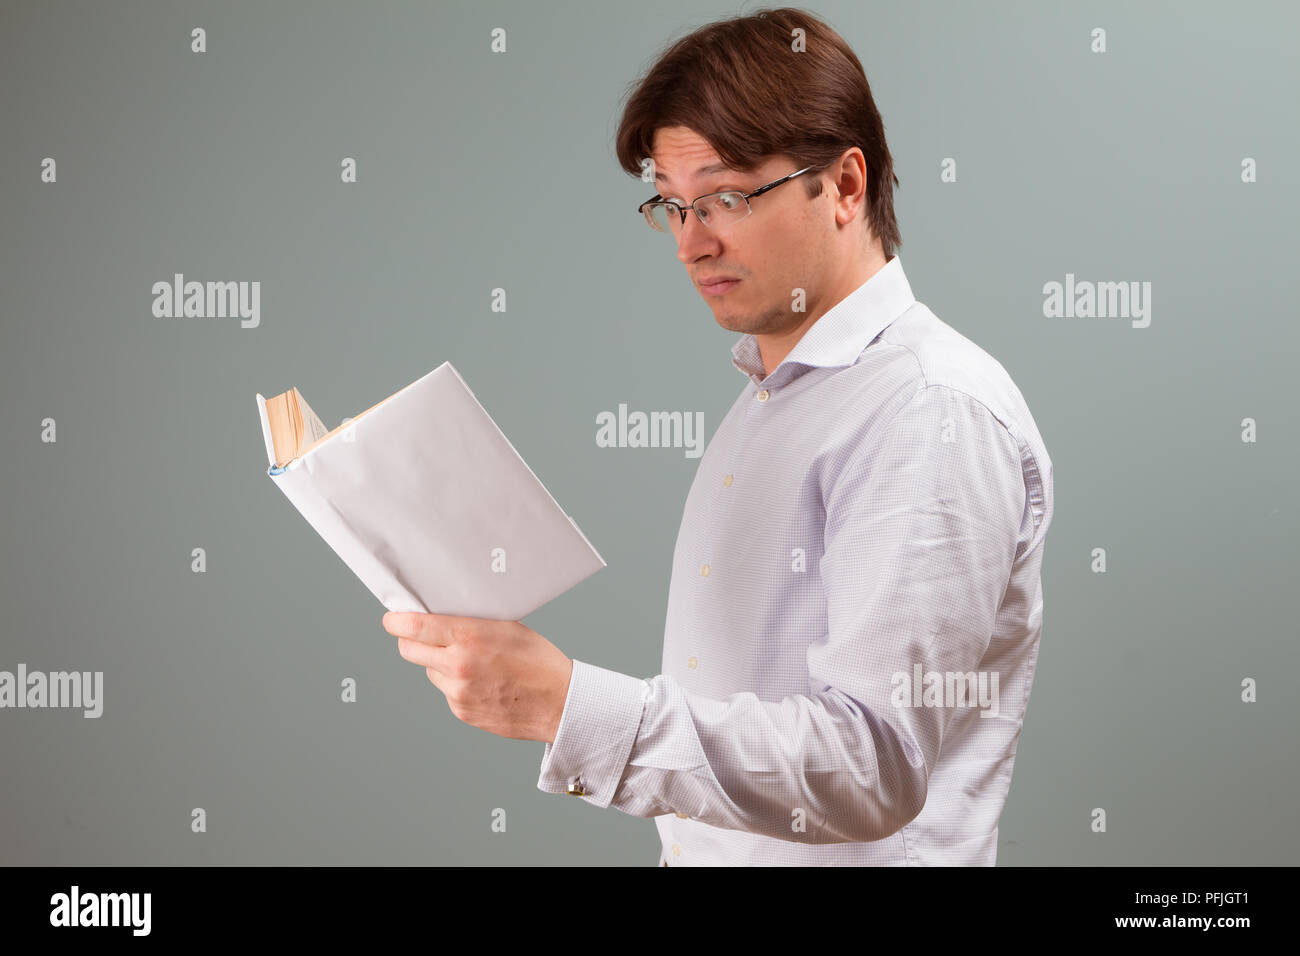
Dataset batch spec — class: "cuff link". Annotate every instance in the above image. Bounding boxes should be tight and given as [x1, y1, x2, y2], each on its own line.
[566, 779, 588, 797]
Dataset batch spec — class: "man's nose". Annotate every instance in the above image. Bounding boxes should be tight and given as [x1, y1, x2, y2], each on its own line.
[675, 207, 718, 264]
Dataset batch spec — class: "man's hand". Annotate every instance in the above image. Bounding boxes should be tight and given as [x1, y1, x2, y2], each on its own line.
[381, 611, 573, 743]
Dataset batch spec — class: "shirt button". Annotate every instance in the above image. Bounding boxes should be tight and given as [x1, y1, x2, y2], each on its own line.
[722, 474, 733, 487]
[686, 656, 697, 669]
[700, 564, 710, 576]
[672, 843, 682, 856]
[756, 389, 770, 402]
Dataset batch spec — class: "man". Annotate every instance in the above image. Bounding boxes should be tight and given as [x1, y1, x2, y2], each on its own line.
[382, 7, 1054, 865]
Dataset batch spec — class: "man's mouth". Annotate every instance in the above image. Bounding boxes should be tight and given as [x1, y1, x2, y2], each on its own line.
[700, 278, 740, 296]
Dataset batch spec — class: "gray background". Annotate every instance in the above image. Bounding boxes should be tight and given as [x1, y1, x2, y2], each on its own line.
[1, 0, 1296, 866]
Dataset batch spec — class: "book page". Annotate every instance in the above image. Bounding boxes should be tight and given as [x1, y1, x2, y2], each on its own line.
[295, 389, 331, 447]
[296, 378, 421, 459]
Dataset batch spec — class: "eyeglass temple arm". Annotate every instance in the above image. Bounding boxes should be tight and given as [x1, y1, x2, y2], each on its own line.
[746, 165, 815, 199]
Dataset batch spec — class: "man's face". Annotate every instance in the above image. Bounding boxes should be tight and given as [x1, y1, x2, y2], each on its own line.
[649, 126, 829, 336]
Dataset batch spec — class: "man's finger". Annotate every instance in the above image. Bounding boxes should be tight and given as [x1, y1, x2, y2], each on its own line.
[382, 611, 454, 644]
[424, 666, 462, 710]
[397, 636, 451, 672]
[424, 665, 452, 699]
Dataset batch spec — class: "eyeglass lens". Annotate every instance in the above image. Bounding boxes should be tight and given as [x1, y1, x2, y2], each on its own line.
[648, 193, 747, 233]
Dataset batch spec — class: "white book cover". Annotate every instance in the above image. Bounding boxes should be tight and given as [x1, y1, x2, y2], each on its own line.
[255, 362, 605, 620]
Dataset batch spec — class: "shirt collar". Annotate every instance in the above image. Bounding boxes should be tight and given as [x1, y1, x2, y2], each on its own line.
[730, 254, 916, 389]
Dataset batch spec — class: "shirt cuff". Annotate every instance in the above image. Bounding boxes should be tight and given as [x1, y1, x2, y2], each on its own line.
[536, 659, 650, 809]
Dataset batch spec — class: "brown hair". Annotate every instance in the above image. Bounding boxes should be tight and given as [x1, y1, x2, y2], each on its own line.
[615, 6, 902, 259]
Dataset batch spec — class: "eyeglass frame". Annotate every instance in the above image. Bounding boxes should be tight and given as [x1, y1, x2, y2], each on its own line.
[637, 163, 823, 232]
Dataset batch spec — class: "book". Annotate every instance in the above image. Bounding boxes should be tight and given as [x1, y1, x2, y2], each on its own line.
[255, 362, 605, 620]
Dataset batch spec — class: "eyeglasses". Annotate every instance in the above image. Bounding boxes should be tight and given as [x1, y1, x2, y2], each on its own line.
[638, 164, 820, 235]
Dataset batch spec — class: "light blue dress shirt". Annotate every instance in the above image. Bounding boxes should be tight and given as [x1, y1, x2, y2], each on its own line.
[537, 255, 1054, 865]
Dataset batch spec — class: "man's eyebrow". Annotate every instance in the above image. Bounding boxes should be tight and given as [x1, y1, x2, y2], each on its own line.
[654, 162, 734, 186]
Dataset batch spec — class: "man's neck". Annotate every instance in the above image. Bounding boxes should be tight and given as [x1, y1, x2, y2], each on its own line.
[757, 251, 890, 376]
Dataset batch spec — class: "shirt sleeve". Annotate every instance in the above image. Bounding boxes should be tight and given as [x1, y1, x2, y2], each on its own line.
[537, 384, 1027, 844]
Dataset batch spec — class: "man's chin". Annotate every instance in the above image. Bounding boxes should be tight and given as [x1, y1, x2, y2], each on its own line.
[714, 310, 792, 337]
[711, 311, 748, 332]
[710, 306, 762, 334]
